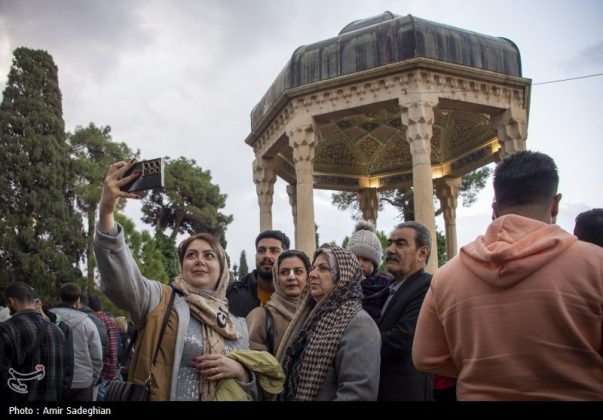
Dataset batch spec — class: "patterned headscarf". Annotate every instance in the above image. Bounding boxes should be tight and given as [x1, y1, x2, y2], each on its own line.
[277, 243, 363, 401]
[171, 233, 239, 401]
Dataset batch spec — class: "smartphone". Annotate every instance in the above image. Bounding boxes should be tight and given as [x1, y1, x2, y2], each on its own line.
[120, 158, 165, 193]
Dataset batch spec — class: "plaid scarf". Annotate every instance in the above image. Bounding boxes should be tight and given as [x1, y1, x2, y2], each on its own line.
[278, 244, 363, 401]
[171, 243, 239, 401]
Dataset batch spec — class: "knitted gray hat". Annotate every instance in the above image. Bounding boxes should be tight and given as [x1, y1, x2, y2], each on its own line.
[346, 221, 382, 270]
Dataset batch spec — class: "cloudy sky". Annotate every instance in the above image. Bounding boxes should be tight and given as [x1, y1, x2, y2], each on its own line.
[1, 0, 602, 270]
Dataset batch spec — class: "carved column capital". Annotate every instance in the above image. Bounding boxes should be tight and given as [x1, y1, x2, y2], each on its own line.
[253, 158, 277, 231]
[436, 176, 462, 259]
[357, 188, 379, 225]
[253, 158, 277, 205]
[287, 123, 317, 179]
[435, 177, 462, 222]
[492, 108, 528, 161]
[286, 120, 317, 257]
[399, 98, 438, 165]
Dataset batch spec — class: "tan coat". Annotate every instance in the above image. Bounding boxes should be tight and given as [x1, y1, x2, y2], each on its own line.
[129, 285, 178, 401]
[246, 306, 291, 356]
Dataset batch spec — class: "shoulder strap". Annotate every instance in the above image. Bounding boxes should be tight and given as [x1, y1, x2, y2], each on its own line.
[150, 286, 177, 366]
[264, 306, 275, 355]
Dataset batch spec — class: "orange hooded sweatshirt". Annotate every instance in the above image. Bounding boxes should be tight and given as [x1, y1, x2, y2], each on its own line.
[412, 214, 603, 400]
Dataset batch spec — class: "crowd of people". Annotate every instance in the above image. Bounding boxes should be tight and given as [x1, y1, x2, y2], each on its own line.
[1, 151, 601, 401]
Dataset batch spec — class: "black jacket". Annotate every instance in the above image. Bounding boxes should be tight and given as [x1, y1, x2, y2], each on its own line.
[378, 269, 433, 401]
[226, 271, 260, 318]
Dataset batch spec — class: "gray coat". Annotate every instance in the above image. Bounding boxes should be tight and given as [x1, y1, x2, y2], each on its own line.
[315, 310, 381, 401]
[93, 224, 251, 401]
[49, 307, 102, 389]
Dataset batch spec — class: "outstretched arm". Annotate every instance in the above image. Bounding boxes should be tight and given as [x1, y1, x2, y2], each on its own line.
[98, 159, 141, 233]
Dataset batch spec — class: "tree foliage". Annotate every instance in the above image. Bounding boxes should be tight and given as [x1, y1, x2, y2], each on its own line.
[238, 250, 249, 279]
[140, 157, 233, 247]
[0, 48, 85, 303]
[69, 123, 135, 291]
[114, 213, 178, 283]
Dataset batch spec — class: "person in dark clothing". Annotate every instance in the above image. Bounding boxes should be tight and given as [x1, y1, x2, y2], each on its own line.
[78, 293, 107, 359]
[345, 221, 392, 321]
[87, 294, 120, 400]
[574, 208, 603, 247]
[227, 230, 290, 317]
[0, 282, 67, 401]
[32, 291, 74, 397]
[378, 221, 433, 401]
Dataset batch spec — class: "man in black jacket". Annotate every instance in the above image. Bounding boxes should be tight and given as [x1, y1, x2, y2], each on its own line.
[226, 230, 290, 317]
[378, 221, 433, 401]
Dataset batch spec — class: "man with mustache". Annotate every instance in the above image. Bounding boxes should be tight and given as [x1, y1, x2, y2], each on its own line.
[227, 230, 290, 317]
[378, 221, 434, 401]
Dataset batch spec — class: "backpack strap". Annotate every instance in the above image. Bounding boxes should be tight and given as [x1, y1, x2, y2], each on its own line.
[264, 306, 275, 355]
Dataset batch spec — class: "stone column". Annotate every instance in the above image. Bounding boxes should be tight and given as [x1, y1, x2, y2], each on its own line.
[286, 183, 298, 247]
[253, 158, 276, 232]
[492, 107, 528, 161]
[400, 97, 439, 273]
[436, 176, 462, 259]
[358, 188, 379, 225]
[287, 121, 317, 257]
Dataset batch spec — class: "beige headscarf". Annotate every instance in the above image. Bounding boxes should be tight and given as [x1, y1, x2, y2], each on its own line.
[171, 234, 239, 401]
[265, 258, 302, 323]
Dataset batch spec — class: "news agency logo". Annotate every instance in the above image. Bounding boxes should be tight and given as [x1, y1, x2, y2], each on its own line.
[7, 364, 45, 394]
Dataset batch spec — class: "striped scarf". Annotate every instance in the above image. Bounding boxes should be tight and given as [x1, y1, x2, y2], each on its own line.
[278, 244, 363, 401]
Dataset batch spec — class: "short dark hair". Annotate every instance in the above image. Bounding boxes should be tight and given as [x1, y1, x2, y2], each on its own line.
[494, 151, 559, 209]
[87, 294, 102, 312]
[59, 282, 82, 305]
[278, 249, 311, 273]
[574, 208, 603, 247]
[255, 230, 290, 250]
[395, 221, 432, 263]
[5, 281, 35, 303]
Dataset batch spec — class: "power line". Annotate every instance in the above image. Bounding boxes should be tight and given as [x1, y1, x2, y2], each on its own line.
[532, 72, 603, 85]
[398, 72, 603, 95]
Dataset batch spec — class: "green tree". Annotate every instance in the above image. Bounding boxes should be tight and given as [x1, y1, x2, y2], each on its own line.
[69, 123, 135, 291]
[114, 213, 177, 283]
[238, 250, 249, 279]
[0, 48, 85, 303]
[140, 157, 233, 247]
[231, 264, 239, 283]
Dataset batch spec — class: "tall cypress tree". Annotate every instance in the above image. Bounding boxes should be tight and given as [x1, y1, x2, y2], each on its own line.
[238, 250, 249, 278]
[0, 47, 85, 302]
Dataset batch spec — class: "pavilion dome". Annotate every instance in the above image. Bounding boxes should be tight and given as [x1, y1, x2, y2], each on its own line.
[251, 12, 522, 128]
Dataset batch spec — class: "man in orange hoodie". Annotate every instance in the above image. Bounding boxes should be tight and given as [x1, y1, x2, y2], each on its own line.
[412, 151, 603, 400]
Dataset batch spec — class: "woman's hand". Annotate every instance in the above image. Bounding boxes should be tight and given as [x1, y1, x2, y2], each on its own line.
[193, 354, 249, 383]
[98, 159, 142, 233]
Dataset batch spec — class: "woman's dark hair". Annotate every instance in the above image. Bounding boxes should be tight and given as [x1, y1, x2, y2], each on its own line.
[278, 249, 311, 273]
[177, 233, 226, 276]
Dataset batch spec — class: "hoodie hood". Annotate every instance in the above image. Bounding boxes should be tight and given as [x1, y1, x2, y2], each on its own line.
[50, 307, 90, 329]
[460, 214, 576, 288]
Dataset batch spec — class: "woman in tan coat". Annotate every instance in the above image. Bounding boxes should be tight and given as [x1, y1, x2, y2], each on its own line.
[246, 250, 310, 355]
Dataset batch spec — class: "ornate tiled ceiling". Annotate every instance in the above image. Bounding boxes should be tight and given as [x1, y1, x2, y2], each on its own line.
[277, 104, 495, 189]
